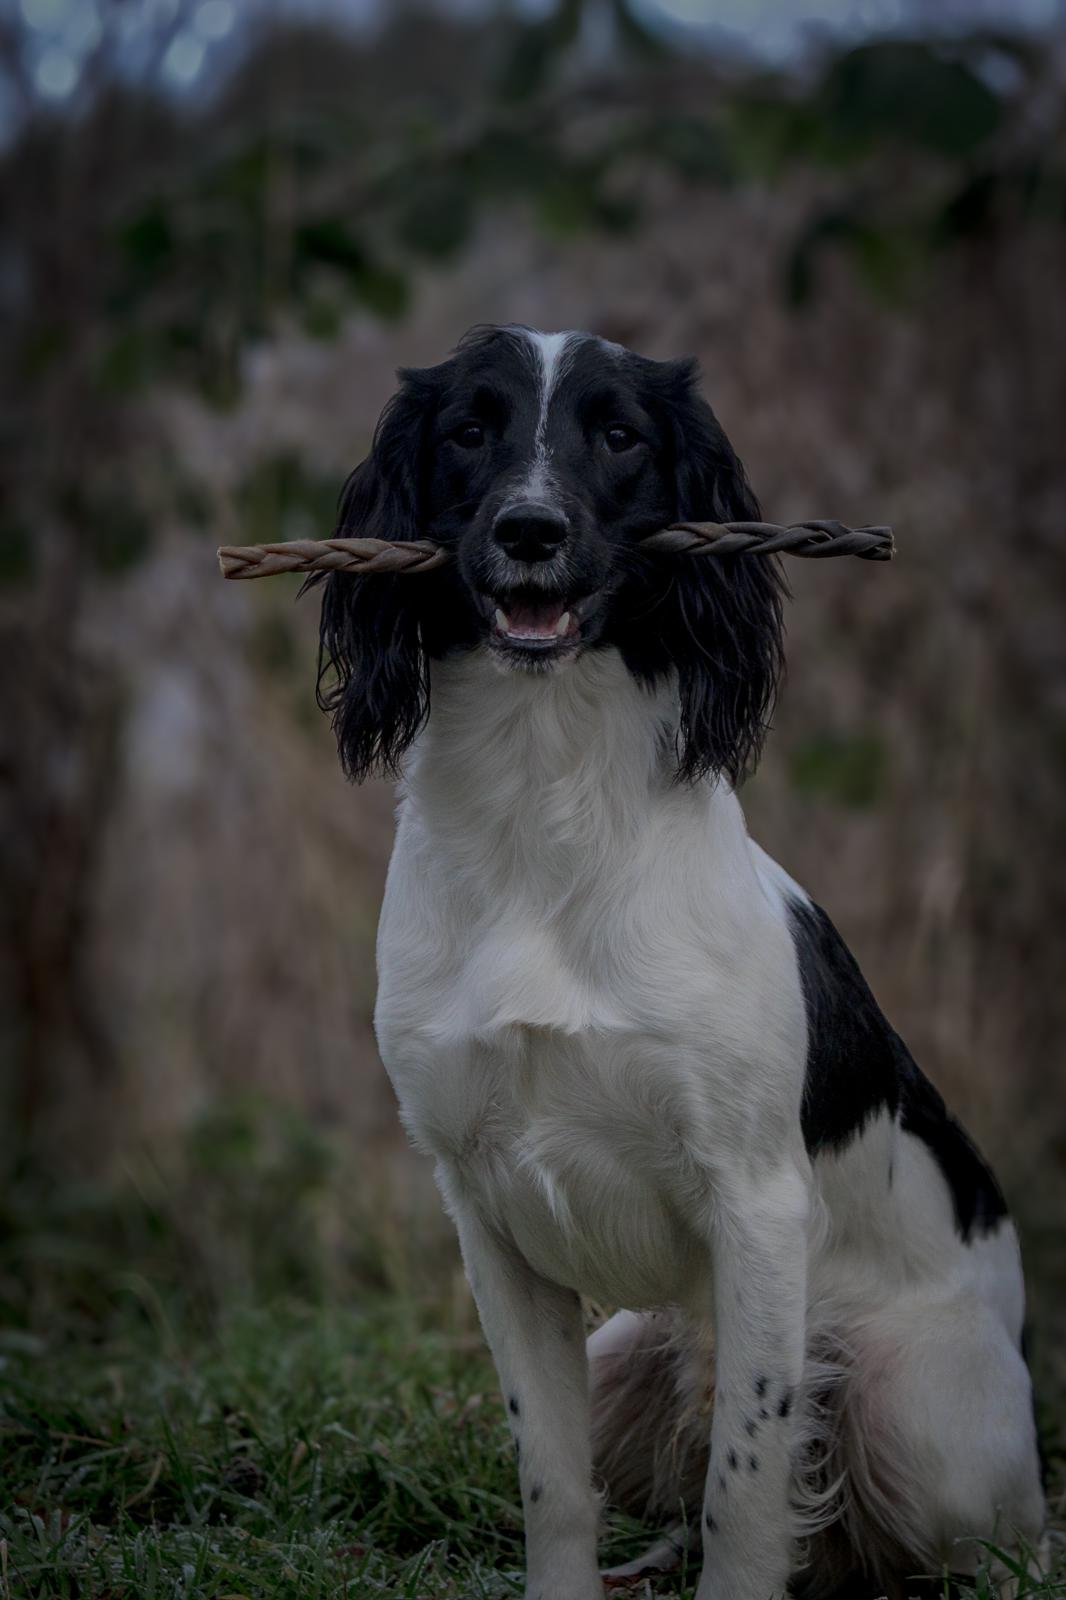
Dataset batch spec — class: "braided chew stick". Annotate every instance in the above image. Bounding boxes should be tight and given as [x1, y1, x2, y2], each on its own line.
[645, 519, 893, 560]
[217, 537, 449, 579]
[217, 520, 893, 579]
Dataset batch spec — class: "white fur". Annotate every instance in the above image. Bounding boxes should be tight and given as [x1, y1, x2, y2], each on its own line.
[511, 328, 577, 503]
[373, 647, 1046, 1599]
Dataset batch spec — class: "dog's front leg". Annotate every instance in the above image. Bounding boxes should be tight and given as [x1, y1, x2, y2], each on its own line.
[697, 1160, 810, 1600]
[448, 1189, 603, 1600]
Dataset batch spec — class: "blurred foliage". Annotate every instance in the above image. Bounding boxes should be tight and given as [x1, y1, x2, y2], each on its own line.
[788, 728, 889, 810]
[234, 452, 340, 548]
[2, 1, 1066, 1193]
[0, 1095, 448, 1339]
[2, 3, 1065, 575]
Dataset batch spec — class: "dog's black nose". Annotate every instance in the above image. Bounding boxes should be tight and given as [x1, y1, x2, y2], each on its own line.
[494, 503, 568, 563]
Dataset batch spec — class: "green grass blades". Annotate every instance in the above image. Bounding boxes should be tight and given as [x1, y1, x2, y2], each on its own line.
[0, 1303, 524, 1600]
[1, 1301, 1064, 1599]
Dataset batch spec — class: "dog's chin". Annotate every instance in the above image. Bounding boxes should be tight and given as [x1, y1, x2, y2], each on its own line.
[481, 591, 596, 672]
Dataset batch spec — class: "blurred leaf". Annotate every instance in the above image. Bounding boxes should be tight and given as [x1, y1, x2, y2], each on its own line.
[611, 0, 672, 60]
[789, 730, 888, 810]
[118, 204, 175, 277]
[164, 318, 203, 357]
[247, 612, 299, 679]
[207, 139, 274, 212]
[785, 208, 920, 306]
[936, 170, 1001, 240]
[234, 453, 339, 546]
[188, 1100, 259, 1173]
[497, 0, 584, 102]
[58, 479, 155, 572]
[848, 222, 921, 301]
[174, 479, 212, 529]
[196, 358, 244, 413]
[642, 114, 733, 184]
[726, 93, 813, 180]
[301, 295, 345, 340]
[97, 328, 159, 394]
[498, 28, 557, 104]
[785, 211, 857, 306]
[294, 219, 408, 318]
[0, 524, 34, 587]
[817, 41, 1003, 161]
[349, 259, 409, 320]
[595, 191, 640, 233]
[466, 127, 557, 194]
[534, 163, 616, 237]
[16, 321, 72, 382]
[89, 512, 154, 575]
[294, 218, 366, 276]
[395, 176, 474, 261]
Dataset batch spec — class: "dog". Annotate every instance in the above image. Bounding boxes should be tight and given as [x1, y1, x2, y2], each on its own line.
[312, 325, 1047, 1598]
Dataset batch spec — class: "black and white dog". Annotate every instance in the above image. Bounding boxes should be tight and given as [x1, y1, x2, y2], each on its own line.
[314, 326, 1046, 1598]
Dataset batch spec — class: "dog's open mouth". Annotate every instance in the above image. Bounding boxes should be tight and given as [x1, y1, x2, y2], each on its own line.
[485, 592, 586, 659]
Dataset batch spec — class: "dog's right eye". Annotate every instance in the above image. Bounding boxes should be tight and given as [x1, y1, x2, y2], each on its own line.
[453, 422, 485, 449]
[604, 424, 639, 454]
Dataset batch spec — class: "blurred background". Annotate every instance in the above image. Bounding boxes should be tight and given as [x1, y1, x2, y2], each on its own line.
[1, 0, 1064, 1406]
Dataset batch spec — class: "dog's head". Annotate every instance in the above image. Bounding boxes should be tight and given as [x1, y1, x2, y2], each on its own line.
[316, 325, 784, 784]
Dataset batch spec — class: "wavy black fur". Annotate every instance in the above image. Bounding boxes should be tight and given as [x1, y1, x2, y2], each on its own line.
[309, 385, 432, 783]
[617, 361, 785, 784]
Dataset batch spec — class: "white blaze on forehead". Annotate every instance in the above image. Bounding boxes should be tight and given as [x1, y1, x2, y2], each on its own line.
[514, 327, 580, 501]
[526, 329, 574, 400]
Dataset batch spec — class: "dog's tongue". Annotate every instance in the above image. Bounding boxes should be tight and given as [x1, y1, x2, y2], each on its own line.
[498, 601, 569, 639]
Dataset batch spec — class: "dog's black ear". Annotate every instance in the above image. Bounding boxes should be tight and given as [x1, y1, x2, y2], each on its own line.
[311, 371, 435, 782]
[658, 359, 785, 786]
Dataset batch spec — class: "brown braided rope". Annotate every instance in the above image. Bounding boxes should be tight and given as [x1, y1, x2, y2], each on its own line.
[217, 537, 449, 579]
[217, 519, 893, 580]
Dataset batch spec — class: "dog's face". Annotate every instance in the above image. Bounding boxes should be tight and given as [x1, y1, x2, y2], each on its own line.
[419, 329, 678, 669]
[315, 325, 783, 784]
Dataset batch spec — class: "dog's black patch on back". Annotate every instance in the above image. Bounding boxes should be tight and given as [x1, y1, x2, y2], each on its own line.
[788, 897, 1007, 1242]
[898, 1067, 1008, 1240]
[788, 897, 900, 1151]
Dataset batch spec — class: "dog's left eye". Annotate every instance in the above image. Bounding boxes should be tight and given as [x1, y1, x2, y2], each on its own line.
[604, 424, 639, 453]
[452, 422, 485, 449]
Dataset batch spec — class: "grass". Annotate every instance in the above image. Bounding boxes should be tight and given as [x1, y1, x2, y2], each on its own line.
[0, 1298, 519, 1599]
[1, 1102, 1064, 1598]
[0, 1297, 669, 1599]
[2, 1296, 1064, 1600]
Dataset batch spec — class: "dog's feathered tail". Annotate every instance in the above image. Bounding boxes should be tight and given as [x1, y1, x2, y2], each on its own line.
[589, 1310, 714, 1522]
[586, 1309, 910, 1594]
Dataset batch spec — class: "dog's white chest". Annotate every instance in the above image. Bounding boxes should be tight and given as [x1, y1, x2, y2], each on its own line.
[376, 883, 764, 1310]
[372, 652, 804, 1310]
[393, 1003, 710, 1309]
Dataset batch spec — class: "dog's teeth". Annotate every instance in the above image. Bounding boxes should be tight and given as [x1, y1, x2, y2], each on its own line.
[494, 608, 509, 632]
[554, 611, 571, 637]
